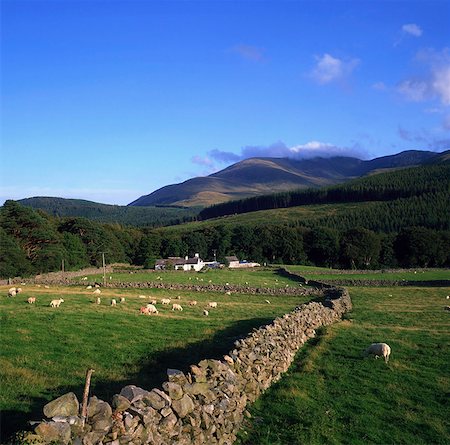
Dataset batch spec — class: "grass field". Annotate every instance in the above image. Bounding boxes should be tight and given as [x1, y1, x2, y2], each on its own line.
[75, 267, 304, 288]
[283, 265, 450, 282]
[237, 286, 450, 444]
[0, 283, 308, 442]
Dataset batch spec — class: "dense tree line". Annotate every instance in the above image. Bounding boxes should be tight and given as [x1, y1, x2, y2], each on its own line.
[1, 200, 449, 279]
[18, 197, 199, 227]
[199, 163, 450, 220]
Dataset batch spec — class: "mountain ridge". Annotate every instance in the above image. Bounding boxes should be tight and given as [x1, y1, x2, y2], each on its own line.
[129, 149, 442, 207]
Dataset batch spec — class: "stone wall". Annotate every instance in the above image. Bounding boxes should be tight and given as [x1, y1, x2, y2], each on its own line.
[27, 287, 352, 445]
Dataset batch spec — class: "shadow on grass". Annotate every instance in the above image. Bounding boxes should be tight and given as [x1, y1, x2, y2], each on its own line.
[1, 316, 272, 444]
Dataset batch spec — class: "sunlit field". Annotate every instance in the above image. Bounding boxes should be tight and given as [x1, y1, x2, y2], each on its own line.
[75, 267, 303, 288]
[0, 281, 308, 442]
[238, 286, 450, 445]
[284, 265, 449, 282]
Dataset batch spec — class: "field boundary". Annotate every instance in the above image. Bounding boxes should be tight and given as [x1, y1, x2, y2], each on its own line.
[26, 285, 352, 444]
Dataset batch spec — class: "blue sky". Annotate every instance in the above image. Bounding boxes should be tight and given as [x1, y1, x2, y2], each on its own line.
[1, 0, 449, 205]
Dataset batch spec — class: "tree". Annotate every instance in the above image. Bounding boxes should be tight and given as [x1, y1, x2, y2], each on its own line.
[305, 227, 339, 267]
[340, 227, 381, 269]
[394, 227, 443, 267]
[0, 227, 30, 278]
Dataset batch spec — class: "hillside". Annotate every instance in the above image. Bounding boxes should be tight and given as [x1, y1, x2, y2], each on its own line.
[199, 158, 450, 220]
[129, 150, 440, 207]
[17, 197, 199, 227]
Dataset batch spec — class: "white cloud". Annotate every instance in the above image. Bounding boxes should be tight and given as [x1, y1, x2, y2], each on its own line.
[402, 23, 423, 37]
[397, 48, 450, 106]
[397, 79, 430, 102]
[311, 53, 359, 85]
[204, 140, 369, 166]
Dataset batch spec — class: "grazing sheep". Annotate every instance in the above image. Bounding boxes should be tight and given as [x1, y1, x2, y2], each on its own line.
[93, 289, 101, 295]
[161, 298, 171, 305]
[81, 277, 88, 281]
[446, 296, 450, 300]
[120, 297, 126, 303]
[142, 304, 158, 315]
[44, 285, 50, 289]
[208, 302, 217, 308]
[176, 295, 181, 300]
[27, 297, 36, 304]
[189, 300, 197, 306]
[50, 298, 64, 308]
[265, 299, 271, 304]
[138, 295, 147, 299]
[96, 297, 101, 305]
[8, 288, 16, 297]
[86, 285, 93, 290]
[444, 306, 450, 311]
[203, 309, 209, 316]
[16, 288, 22, 294]
[364, 343, 391, 363]
[149, 299, 157, 305]
[225, 291, 232, 296]
[111, 299, 117, 306]
[172, 303, 183, 311]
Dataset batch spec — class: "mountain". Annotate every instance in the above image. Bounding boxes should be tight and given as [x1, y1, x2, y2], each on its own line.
[129, 150, 441, 207]
[16, 197, 199, 227]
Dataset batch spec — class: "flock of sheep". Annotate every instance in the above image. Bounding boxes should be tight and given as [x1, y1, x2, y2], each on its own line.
[6, 285, 217, 317]
[9, 284, 450, 365]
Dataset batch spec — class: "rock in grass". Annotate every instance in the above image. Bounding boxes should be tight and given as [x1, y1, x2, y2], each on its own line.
[43, 392, 79, 418]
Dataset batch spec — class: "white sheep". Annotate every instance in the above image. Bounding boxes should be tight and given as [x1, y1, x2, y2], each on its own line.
[142, 304, 158, 315]
[95, 297, 101, 305]
[189, 300, 197, 306]
[120, 297, 126, 303]
[86, 285, 93, 290]
[138, 295, 147, 299]
[161, 298, 171, 305]
[27, 297, 36, 304]
[208, 302, 217, 308]
[265, 299, 271, 304]
[111, 299, 117, 306]
[149, 299, 157, 305]
[225, 291, 232, 296]
[364, 343, 391, 363]
[16, 287, 22, 294]
[8, 288, 16, 297]
[203, 309, 209, 316]
[50, 298, 64, 308]
[172, 303, 183, 311]
[93, 289, 101, 295]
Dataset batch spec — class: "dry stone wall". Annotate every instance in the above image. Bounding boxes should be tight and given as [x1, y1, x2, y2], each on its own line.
[28, 286, 352, 445]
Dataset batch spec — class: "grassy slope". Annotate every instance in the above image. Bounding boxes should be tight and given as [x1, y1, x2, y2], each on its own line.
[0, 274, 307, 442]
[238, 286, 450, 445]
[283, 266, 450, 282]
[81, 268, 304, 287]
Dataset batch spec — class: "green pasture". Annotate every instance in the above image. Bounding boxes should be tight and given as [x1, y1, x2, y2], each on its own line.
[284, 265, 450, 282]
[238, 286, 450, 445]
[0, 284, 307, 442]
[75, 267, 303, 288]
[159, 202, 369, 233]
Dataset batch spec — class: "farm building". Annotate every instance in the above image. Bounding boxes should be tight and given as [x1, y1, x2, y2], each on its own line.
[155, 254, 205, 271]
[225, 256, 260, 269]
